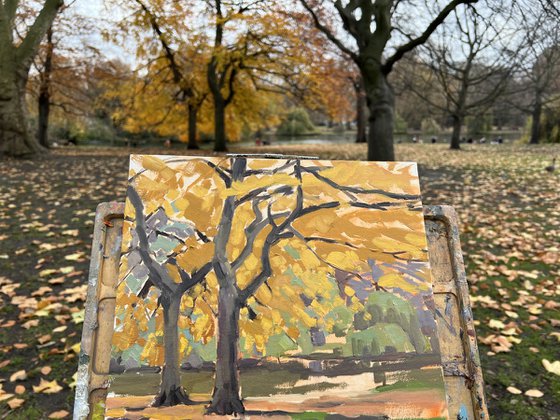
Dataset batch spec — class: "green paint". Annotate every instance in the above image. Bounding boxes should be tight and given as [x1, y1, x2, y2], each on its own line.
[290, 412, 328, 420]
[344, 323, 415, 356]
[284, 244, 300, 259]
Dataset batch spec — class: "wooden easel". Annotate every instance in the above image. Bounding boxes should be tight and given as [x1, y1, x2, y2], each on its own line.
[74, 202, 489, 419]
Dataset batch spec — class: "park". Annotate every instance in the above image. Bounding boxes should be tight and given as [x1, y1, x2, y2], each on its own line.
[0, 1, 559, 419]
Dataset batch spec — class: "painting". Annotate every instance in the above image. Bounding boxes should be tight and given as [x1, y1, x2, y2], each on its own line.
[105, 155, 449, 419]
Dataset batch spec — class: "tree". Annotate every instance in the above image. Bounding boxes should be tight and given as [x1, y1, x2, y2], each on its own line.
[37, 25, 53, 148]
[408, 3, 517, 149]
[119, 159, 213, 406]
[509, 2, 560, 144]
[0, 0, 64, 156]
[299, 0, 477, 161]
[152, 156, 426, 414]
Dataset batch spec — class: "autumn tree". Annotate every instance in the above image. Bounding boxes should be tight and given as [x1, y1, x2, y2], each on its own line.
[120, 160, 213, 406]
[132, 156, 422, 415]
[28, 3, 99, 148]
[299, 0, 477, 161]
[0, 0, 63, 156]
[121, 155, 434, 416]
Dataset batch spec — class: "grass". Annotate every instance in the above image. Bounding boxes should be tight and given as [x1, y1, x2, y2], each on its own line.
[0, 143, 558, 419]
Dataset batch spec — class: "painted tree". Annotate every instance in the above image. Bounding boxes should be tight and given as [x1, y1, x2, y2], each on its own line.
[0, 0, 64, 156]
[122, 155, 435, 415]
[118, 158, 213, 406]
[299, 0, 478, 161]
[131, 156, 424, 414]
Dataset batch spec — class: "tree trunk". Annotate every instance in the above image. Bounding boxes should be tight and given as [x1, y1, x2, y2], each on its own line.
[152, 294, 192, 407]
[37, 28, 54, 149]
[0, 73, 43, 157]
[450, 114, 463, 150]
[208, 284, 244, 415]
[187, 103, 198, 150]
[213, 96, 227, 152]
[363, 72, 395, 161]
[530, 93, 542, 145]
[355, 78, 367, 143]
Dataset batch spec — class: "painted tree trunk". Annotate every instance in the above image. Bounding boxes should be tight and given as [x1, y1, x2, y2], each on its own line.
[530, 94, 542, 145]
[208, 284, 244, 415]
[363, 72, 395, 161]
[152, 294, 192, 407]
[450, 115, 463, 150]
[0, 74, 43, 156]
[187, 103, 198, 150]
[37, 27, 54, 149]
[213, 96, 227, 152]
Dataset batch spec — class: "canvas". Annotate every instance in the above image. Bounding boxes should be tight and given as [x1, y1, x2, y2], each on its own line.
[105, 154, 449, 419]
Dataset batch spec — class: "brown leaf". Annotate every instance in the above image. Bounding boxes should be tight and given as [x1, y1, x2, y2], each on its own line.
[49, 410, 70, 419]
[7, 398, 25, 409]
[9, 370, 27, 382]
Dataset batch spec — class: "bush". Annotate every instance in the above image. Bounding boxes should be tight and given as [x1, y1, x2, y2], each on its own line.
[276, 108, 315, 136]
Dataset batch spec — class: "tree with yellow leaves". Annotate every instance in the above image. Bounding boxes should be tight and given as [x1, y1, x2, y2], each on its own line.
[117, 158, 214, 405]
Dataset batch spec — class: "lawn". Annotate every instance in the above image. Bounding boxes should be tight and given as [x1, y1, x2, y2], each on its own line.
[0, 143, 558, 419]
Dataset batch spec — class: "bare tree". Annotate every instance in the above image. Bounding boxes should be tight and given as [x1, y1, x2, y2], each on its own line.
[0, 0, 64, 156]
[299, 0, 477, 161]
[509, 2, 560, 144]
[406, 3, 518, 149]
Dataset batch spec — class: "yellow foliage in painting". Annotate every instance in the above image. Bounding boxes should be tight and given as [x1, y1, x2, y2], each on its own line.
[113, 318, 139, 351]
[141, 332, 165, 366]
[117, 155, 431, 366]
[378, 272, 430, 293]
[222, 173, 299, 198]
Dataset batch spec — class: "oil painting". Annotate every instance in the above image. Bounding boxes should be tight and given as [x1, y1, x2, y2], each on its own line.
[105, 155, 448, 419]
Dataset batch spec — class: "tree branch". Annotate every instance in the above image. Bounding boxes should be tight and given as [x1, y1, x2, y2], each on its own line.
[16, 0, 63, 70]
[383, 0, 478, 74]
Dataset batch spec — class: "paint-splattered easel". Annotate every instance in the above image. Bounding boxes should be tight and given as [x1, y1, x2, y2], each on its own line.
[73, 154, 489, 420]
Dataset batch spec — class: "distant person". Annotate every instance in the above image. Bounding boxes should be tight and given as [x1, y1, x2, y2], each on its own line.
[255, 137, 262, 146]
[497, 136, 503, 144]
[164, 139, 171, 148]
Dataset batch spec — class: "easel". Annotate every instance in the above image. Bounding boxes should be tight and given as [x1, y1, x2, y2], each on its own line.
[73, 157, 489, 419]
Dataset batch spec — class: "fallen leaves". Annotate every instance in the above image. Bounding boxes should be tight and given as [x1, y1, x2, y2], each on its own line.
[525, 389, 544, 398]
[33, 379, 63, 394]
[542, 359, 560, 376]
[7, 398, 25, 409]
[49, 410, 70, 419]
[9, 370, 27, 382]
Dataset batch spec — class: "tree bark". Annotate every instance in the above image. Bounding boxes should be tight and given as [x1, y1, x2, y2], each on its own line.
[0, 73, 43, 156]
[38, 27, 54, 149]
[213, 96, 227, 152]
[187, 103, 198, 149]
[362, 69, 395, 161]
[152, 293, 192, 407]
[530, 92, 542, 145]
[450, 114, 463, 150]
[355, 78, 367, 143]
[0, 0, 62, 157]
[208, 284, 244, 415]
